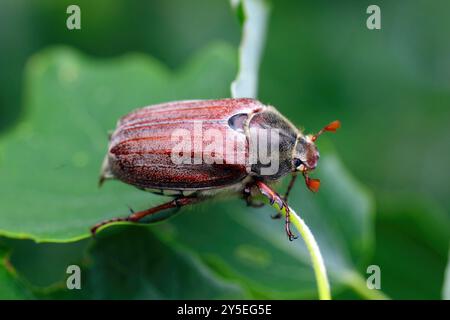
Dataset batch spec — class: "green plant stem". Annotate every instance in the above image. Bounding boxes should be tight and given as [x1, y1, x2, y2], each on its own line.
[264, 198, 331, 300]
[231, 0, 269, 98]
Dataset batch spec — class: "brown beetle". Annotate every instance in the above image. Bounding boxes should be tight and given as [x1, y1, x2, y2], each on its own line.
[93, 98, 340, 240]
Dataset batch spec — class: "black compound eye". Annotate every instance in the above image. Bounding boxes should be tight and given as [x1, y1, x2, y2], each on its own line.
[293, 158, 303, 167]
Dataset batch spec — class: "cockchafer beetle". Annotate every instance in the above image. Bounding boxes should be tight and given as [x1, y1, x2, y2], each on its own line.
[92, 98, 340, 240]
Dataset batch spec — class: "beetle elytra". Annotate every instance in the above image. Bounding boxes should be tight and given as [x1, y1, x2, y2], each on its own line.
[92, 98, 340, 240]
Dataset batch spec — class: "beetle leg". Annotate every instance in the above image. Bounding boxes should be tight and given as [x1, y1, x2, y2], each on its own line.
[90, 196, 200, 235]
[254, 181, 298, 241]
[283, 174, 298, 202]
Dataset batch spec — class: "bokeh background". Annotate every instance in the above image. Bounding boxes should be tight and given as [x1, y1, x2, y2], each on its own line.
[0, 0, 449, 299]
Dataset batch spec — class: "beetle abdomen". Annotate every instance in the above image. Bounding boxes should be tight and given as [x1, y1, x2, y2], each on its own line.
[103, 99, 266, 190]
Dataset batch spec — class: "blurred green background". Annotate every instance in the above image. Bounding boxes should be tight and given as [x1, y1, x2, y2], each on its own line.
[0, 0, 449, 299]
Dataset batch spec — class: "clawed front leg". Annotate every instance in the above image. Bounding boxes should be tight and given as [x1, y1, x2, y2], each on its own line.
[283, 174, 298, 202]
[253, 180, 298, 241]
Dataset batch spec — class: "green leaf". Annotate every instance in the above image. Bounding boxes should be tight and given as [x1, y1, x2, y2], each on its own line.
[2, 228, 246, 299]
[0, 42, 237, 241]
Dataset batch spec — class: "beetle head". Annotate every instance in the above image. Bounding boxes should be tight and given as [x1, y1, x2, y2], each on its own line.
[292, 120, 340, 192]
[293, 135, 319, 171]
